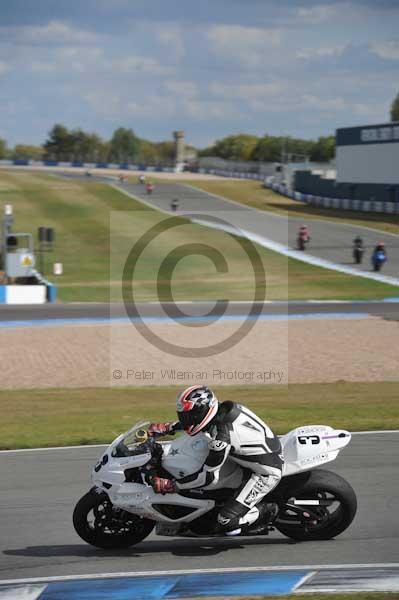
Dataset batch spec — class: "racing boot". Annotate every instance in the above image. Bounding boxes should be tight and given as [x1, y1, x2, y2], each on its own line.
[245, 502, 278, 536]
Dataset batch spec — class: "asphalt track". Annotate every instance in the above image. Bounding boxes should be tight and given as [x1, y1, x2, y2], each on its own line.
[0, 432, 398, 580]
[0, 300, 399, 323]
[112, 179, 399, 279]
[58, 172, 399, 279]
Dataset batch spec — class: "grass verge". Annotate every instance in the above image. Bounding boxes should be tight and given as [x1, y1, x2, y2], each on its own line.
[1, 382, 398, 449]
[0, 170, 398, 302]
[184, 179, 399, 235]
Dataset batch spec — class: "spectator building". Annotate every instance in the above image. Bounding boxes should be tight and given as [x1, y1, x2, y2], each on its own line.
[294, 121, 399, 204]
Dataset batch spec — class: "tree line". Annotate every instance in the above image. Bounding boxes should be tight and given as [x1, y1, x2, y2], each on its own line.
[199, 133, 336, 162]
[0, 125, 177, 164]
[0, 125, 336, 163]
[0, 94, 398, 165]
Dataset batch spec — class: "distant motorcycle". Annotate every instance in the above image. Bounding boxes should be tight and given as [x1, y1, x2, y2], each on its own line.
[73, 421, 357, 549]
[353, 245, 364, 264]
[372, 250, 387, 272]
[146, 183, 154, 195]
[353, 237, 364, 264]
[297, 233, 310, 251]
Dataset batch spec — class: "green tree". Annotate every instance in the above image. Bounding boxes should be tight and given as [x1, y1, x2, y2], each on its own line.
[155, 141, 175, 163]
[109, 127, 140, 163]
[309, 136, 335, 162]
[44, 124, 73, 161]
[210, 134, 259, 161]
[0, 138, 8, 159]
[390, 92, 399, 121]
[12, 145, 44, 160]
[252, 135, 282, 162]
[137, 140, 159, 164]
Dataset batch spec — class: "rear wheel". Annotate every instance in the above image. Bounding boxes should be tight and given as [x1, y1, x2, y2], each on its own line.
[73, 488, 155, 549]
[275, 469, 357, 541]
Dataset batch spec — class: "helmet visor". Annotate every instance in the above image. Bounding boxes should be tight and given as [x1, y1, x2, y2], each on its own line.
[178, 404, 208, 432]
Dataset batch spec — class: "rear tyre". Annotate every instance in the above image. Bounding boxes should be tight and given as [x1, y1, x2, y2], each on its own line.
[73, 488, 155, 549]
[275, 469, 357, 541]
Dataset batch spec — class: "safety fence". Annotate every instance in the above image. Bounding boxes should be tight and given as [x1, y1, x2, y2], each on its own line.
[266, 180, 399, 215]
[0, 159, 266, 180]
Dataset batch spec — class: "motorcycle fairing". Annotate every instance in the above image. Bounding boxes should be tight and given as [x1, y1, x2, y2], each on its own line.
[280, 425, 351, 476]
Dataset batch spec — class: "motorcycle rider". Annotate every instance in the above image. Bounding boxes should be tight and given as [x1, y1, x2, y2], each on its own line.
[171, 198, 179, 212]
[148, 385, 283, 535]
[146, 182, 154, 194]
[297, 225, 310, 250]
[353, 236, 364, 264]
[372, 241, 387, 271]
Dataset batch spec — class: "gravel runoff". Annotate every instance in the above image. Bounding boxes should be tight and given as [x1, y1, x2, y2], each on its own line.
[1, 316, 398, 389]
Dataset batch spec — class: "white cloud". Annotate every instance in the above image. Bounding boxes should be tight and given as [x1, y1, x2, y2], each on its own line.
[30, 61, 57, 73]
[156, 26, 185, 61]
[27, 47, 171, 77]
[207, 25, 281, 68]
[184, 99, 238, 120]
[164, 80, 198, 99]
[370, 40, 399, 61]
[210, 81, 284, 100]
[302, 94, 347, 111]
[296, 46, 345, 60]
[210, 81, 285, 111]
[297, 5, 337, 24]
[111, 56, 171, 75]
[3, 20, 100, 46]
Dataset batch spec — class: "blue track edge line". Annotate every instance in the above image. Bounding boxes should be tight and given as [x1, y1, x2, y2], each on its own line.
[37, 571, 310, 600]
[0, 311, 371, 329]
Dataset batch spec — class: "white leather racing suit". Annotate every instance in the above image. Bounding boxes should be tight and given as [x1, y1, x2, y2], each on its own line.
[176, 401, 283, 532]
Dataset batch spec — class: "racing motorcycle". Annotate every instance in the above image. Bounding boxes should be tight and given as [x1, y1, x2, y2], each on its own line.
[73, 421, 357, 548]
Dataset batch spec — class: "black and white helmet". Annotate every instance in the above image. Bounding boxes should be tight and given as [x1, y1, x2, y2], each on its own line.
[176, 386, 218, 435]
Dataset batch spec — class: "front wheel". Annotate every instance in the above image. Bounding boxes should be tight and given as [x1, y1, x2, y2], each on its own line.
[73, 488, 155, 549]
[275, 469, 357, 541]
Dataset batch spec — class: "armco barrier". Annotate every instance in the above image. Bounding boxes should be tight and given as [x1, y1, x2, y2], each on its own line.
[1, 159, 267, 180]
[266, 181, 399, 215]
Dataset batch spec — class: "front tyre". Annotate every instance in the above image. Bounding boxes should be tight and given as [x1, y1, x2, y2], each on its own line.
[73, 488, 155, 549]
[275, 469, 357, 541]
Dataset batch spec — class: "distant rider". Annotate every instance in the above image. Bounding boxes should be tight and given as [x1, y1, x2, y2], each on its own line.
[171, 198, 179, 212]
[298, 225, 310, 242]
[372, 241, 387, 271]
[353, 236, 364, 264]
[147, 385, 283, 535]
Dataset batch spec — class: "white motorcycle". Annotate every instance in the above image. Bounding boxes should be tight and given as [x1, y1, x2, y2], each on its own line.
[73, 421, 357, 548]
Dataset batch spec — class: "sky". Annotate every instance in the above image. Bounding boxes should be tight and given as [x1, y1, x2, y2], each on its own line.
[0, 0, 398, 148]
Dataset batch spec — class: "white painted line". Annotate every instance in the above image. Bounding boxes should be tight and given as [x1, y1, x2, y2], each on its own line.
[0, 584, 47, 599]
[292, 571, 317, 592]
[1, 564, 398, 586]
[191, 217, 399, 287]
[1, 429, 398, 454]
